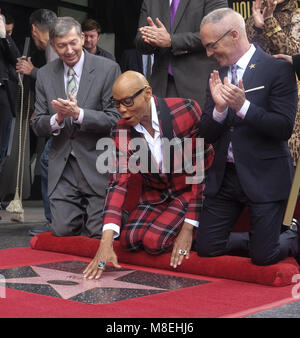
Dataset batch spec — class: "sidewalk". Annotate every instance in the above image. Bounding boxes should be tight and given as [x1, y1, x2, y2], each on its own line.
[0, 200, 46, 249]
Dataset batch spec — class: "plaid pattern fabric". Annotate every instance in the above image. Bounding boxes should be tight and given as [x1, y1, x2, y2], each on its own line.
[102, 96, 214, 251]
[120, 198, 187, 254]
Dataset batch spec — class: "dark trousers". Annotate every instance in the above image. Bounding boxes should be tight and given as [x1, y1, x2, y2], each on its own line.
[196, 164, 299, 265]
[40, 137, 52, 222]
[0, 85, 13, 168]
[166, 74, 179, 97]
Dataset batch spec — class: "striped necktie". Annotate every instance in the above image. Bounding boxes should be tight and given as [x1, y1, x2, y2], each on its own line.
[67, 67, 77, 98]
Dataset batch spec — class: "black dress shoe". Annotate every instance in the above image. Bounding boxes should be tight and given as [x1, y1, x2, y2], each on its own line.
[28, 222, 52, 236]
[290, 219, 300, 265]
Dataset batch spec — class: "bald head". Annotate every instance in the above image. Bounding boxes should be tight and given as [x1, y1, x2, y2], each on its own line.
[200, 8, 250, 66]
[111, 71, 153, 127]
[113, 71, 149, 95]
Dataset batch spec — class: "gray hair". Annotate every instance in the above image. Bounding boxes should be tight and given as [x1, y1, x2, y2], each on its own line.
[29, 9, 57, 33]
[201, 8, 246, 35]
[49, 16, 82, 41]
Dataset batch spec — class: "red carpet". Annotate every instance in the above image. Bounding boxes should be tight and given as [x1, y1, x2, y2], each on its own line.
[0, 247, 299, 318]
[30, 232, 300, 287]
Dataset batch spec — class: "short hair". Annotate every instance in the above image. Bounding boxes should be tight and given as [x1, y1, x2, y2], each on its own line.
[4, 13, 15, 25]
[29, 9, 57, 33]
[81, 18, 101, 35]
[201, 8, 246, 32]
[49, 16, 82, 41]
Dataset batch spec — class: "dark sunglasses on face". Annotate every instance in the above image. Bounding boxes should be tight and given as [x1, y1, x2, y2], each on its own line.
[111, 86, 147, 108]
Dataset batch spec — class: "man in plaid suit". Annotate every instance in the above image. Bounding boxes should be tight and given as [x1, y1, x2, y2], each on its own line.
[84, 71, 214, 279]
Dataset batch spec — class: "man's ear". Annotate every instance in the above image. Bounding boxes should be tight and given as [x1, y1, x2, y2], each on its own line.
[31, 23, 37, 33]
[50, 39, 56, 52]
[144, 85, 152, 101]
[231, 29, 239, 41]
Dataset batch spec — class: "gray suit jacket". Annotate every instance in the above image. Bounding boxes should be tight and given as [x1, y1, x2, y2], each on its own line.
[135, 0, 228, 106]
[32, 51, 121, 196]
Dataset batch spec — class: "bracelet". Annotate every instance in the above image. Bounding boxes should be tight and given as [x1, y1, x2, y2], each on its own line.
[265, 26, 282, 37]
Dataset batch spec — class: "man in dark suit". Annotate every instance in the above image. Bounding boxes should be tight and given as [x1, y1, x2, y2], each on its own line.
[135, 0, 228, 106]
[83, 71, 214, 279]
[196, 8, 299, 266]
[0, 15, 20, 164]
[0, 14, 20, 171]
[31, 17, 121, 238]
[16, 9, 58, 235]
[0, 14, 20, 218]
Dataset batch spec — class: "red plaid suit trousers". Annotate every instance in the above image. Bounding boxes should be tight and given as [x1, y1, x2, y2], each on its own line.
[119, 197, 187, 255]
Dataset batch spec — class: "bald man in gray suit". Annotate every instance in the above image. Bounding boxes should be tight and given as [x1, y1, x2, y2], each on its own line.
[32, 17, 120, 238]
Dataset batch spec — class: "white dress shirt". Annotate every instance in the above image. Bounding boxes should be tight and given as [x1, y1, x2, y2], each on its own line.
[50, 51, 85, 131]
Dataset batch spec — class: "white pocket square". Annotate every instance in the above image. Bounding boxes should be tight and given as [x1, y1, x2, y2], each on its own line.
[245, 86, 265, 93]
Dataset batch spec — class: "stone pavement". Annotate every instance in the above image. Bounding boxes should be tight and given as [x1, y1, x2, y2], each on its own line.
[0, 200, 46, 249]
[0, 199, 300, 317]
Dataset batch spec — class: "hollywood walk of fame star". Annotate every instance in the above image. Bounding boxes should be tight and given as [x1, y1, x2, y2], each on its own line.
[4, 265, 165, 300]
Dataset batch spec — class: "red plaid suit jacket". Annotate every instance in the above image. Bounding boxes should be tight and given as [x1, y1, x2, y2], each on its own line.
[102, 96, 214, 228]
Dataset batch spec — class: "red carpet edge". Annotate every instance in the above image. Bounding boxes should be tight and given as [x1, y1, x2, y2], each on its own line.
[30, 232, 300, 287]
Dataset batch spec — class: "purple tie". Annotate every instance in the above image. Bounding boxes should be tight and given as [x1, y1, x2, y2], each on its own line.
[170, 0, 180, 28]
[227, 64, 239, 163]
[231, 64, 239, 86]
[169, 0, 180, 76]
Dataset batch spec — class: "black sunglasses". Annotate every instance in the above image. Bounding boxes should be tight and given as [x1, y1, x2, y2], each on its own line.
[111, 86, 147, 108]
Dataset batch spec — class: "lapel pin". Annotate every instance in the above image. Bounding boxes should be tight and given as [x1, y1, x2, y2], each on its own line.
[249, 64, 256, 69]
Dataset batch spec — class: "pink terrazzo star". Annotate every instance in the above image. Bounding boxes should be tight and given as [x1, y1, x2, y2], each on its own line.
[5, 265, 165, 299]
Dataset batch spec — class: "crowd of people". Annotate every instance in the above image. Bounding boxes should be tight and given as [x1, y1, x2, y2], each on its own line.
[0, 0, 300, 280]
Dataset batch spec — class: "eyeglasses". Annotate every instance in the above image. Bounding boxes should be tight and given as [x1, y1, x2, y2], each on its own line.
[205, 29, 232, 51]
[111, 86, 147, 108]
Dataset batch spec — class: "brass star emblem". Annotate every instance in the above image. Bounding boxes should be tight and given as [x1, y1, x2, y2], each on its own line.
[249, 64, 256, 69]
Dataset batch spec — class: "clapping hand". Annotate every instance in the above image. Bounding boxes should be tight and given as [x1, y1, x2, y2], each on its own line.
[0, 15, 6, 38]
[52, 93, 80, 124]
[139, 17, 171, 48]
[252, 0, 277, 28]
[209, 70, 246, 113]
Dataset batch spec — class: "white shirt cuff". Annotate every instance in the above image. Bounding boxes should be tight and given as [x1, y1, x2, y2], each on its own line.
[102, 223, 120, 238]
[50, 114, 65, 132]
[184, 218, 199, 227]
[213, 107, 228, 123]
[72, 108, 84, 124]
[236, 100, 250, 119]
